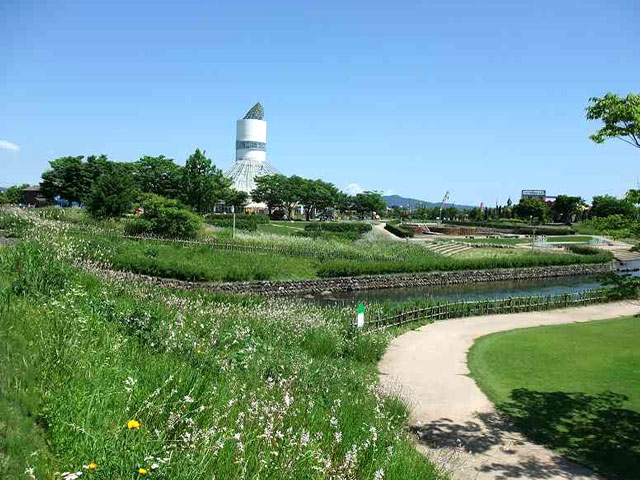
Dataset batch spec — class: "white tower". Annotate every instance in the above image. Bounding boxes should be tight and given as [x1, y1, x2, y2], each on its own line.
[226, 103, 277, 194]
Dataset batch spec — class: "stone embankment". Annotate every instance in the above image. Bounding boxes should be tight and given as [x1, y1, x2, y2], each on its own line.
[97, 263, 613, 296]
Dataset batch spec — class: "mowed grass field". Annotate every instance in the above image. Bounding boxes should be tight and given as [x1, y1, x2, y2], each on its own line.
[468, 317, 640, 479]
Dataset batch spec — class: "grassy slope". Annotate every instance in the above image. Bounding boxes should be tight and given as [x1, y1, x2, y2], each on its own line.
[468, 317, 640, 478]
[0, 239, 443, 479]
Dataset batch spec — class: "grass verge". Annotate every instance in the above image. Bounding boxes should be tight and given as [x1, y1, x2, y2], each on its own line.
[468, 317, 640, 479]
[0, 237, 444, 479]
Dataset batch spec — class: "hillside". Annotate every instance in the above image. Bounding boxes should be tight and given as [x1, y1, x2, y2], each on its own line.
[383, 194, 474, 210]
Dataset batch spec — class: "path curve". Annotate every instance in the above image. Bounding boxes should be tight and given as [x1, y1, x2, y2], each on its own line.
[378, 301, 640, 480]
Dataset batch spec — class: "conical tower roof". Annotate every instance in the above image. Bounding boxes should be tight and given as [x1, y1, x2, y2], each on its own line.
[243, 102, 264, 120]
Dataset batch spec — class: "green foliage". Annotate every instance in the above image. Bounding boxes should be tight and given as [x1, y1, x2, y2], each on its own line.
[352, 192, 386, 220]
[564, 245, 601, 256]
[449, 220, 575, 235]
[0, 241, 441, 479]
[124, 194, 202, 239]
[133, 155, 183, 198]
[552, 195, 584, 223]
[586, 92, 640, 149]
[206, 213, 269, 224]
[40, 156, 89, 203]
[591, 195, 636, 219]
[181, 149, 232, 213]
[513, 198, 551, 223]
[384, 223, 414, 238]
[576, 214, 636, 238]
[205, 217, 258, 231]
[2, 184, 29, 205]
[600, 272, 640, 300]
[304, 222, 372, 234]
[87, 163, 138, 218]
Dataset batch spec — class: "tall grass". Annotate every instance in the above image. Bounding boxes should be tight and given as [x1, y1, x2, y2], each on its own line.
[0, 237, 444, 479]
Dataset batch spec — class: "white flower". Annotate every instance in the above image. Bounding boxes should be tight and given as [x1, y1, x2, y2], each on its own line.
[183, 395, 194, 403]
[374, 468, 385, 480]
[284, 392, 292, 407]
[334, 431, 342, 444]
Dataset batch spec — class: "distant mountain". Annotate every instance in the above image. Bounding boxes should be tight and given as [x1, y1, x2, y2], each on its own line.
[383, 195, 475, 210]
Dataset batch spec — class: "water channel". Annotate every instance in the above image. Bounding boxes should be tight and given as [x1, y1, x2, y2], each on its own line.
[304, 275, 603, 305]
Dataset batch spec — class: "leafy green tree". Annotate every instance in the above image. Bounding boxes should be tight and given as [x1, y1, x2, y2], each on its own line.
[552, 195, 583, 223]
[297, 178, 340, 221]
[513, 198, 551, 223]
[134, 155, 183, 198]
[87, 164, 138, 218]
[182, 149, 232, 213]
[226, 190, 249, 211]
[40, 156, 90, 203]
[251, 174, 290, 216]
[586, 93, 640, 149]
[3, 184, 29, 204]
[591, 195, 635, 219]
[353, 191, 386, 220]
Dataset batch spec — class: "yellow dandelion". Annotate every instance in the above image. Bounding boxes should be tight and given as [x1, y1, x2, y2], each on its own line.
[137, 467, 147, 476]
[127, 419, 141, 430]
[88, 461, 98, 470]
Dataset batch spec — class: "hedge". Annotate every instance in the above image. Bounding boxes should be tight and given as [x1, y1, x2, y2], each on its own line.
[304, 222, 372, 234]
[316, 251, 612, 277]
[446, 220, 575, 236]
[206, 213, 269, 224]
[384, 223, 414, 238]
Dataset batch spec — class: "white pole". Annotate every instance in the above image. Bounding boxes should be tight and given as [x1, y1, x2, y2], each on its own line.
[232, 205, 236, 239]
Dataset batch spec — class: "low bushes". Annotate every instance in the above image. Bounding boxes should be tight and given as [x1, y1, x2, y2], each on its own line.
[565, 245, 602, 256]
[384, 223, 414, 238]
[124, 194, 202, 239]
[304, 222, 372, 234]
[205, 213, 269, 231]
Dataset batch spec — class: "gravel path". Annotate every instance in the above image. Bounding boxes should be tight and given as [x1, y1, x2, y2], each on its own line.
[378, 301, 640, 480]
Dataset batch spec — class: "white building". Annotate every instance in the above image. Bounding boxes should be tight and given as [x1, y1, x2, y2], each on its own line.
[225, 103, 277, 196]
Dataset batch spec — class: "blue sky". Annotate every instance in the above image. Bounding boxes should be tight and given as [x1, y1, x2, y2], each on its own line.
[1, 0, 638, 205]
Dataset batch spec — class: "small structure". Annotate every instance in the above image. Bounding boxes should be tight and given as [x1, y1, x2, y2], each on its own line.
[23, 185, 47, 207]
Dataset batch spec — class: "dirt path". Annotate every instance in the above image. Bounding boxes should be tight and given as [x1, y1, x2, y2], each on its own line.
[378, 301, 640, 480]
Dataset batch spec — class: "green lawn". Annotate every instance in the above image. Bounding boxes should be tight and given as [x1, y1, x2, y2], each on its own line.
[468, 317, 640, 479]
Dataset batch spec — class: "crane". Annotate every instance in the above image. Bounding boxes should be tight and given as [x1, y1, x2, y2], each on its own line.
[438, 191, 450, 224]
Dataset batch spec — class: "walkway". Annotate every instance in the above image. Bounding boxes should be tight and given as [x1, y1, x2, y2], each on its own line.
[378, 301, 640, 480]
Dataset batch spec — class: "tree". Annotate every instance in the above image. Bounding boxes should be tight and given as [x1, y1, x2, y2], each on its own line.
[251, 174, 289, 216]
[591, 195, 635, 219]
[226, 190, 249, 211]
[3, 184, 29, 204]
[86, 164, 138, 218]
[353, 191, 386, 220]
[586, 93, 640, 149]
[40, 156, 90, 203]
[551, 195, 583, 223]
[134, 155, 183, 198]
[182, 149, 232, 213]
[513, 198, 551, 223]
[297, 178, 340, 221]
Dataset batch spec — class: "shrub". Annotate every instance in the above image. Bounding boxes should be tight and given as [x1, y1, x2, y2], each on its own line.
[566, 245, 602, 256]
[205, 217, 258, 231]
[125, 194, 202, 239]
[304, 222, 372, 234]
[447, 220, 575, 236]
[384, 223, 414, 238]
[206, 213, 269, 224]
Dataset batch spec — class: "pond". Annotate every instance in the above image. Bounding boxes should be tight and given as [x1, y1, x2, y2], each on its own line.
[304, 275, 603, 305]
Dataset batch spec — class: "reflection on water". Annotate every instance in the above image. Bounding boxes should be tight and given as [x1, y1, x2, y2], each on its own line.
[305, 275, 602, 305]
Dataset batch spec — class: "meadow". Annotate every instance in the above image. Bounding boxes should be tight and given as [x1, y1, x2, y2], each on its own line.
[0, 231, 445, 479]
[468, 317, 640, 479]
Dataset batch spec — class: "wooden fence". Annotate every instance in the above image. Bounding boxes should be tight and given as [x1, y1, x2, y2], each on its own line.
[360, 289, 608, 333]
